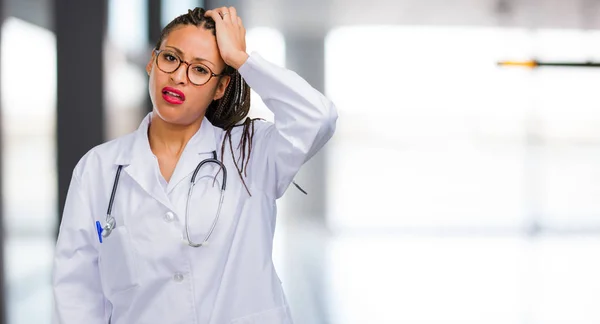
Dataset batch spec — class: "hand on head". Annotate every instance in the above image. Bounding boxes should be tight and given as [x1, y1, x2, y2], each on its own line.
[204, 7, 249, 70]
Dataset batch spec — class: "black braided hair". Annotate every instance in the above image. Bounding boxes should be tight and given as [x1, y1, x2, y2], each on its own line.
[155, 7, 256, 195]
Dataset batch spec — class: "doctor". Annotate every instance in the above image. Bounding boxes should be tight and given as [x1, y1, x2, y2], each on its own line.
[52, 6, 337, 324]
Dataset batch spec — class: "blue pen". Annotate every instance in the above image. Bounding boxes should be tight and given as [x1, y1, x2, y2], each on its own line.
[96, 221, 103, 243]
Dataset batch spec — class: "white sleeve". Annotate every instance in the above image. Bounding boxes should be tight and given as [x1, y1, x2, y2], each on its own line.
[239, 52, 338, 199]
[52, 172, 107, 323]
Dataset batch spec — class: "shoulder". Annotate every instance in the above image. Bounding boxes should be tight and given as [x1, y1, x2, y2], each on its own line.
[217, 118, 277, 161]
[226, 118, 274, 143]
[72, 131, 137, 180]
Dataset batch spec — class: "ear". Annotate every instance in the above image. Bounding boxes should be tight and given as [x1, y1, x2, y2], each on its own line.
[146, 51, 155, 76]
[213, 75, 231, 100]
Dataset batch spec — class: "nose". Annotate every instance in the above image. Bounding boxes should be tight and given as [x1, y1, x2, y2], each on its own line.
[170, 63, 188, 85]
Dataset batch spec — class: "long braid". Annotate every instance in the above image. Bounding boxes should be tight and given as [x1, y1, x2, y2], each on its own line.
[157, 7, 256, 195]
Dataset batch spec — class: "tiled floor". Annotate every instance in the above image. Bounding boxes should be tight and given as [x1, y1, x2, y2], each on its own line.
[7, 228, 600, 324]
[5, 236, 54, 324]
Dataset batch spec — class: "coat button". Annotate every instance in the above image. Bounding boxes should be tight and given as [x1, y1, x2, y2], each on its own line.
[164, 211, 175, 222]
[173, 273, 184, 282]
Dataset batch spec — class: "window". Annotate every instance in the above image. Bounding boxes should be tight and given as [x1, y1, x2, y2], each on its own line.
[326, 26, 600, 232]
[1, 17, 57, 323]
[325, 26, 600, 324]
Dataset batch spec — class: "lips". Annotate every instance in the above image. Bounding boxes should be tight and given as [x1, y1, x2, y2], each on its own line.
[161, 87, 185, 105]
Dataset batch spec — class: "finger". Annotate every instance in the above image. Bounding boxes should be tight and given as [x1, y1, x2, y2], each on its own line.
[237, 17, 243, 29]
[204, 9, 222, 23]
[229, 6, 239, 25]
[219, 7, 231, 23]
[205, 7, 225, 21]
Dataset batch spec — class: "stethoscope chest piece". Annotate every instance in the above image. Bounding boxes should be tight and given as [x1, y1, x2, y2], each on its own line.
[96, 164, 123, 243]
[96, 215, 116, 243]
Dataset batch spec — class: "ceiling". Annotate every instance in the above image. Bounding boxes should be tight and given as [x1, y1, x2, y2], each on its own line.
[240, 0, 600, 35]
[7, 0, 600, 37]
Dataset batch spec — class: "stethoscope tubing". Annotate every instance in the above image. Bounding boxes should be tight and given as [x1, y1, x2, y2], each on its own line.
[99, 151, 226, 247]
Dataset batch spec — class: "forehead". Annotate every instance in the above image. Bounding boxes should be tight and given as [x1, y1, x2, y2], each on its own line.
[161, 25, 221, 62]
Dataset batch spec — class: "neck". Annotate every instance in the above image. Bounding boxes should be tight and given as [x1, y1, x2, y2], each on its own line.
[148, 113, 204, 157]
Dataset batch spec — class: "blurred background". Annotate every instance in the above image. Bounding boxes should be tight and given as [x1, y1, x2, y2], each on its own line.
[2, 0, 600, 323]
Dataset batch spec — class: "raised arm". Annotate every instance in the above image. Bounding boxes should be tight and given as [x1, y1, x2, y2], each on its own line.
[240, 53, 337, 198]
[206, 7, 338, 198]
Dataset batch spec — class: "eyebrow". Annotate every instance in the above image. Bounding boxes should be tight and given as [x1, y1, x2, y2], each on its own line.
[165, 46, 216, 68]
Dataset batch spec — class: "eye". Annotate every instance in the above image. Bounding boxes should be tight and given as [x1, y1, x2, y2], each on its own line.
[193, 65, 209, 74]
[162, 52, 178, 62]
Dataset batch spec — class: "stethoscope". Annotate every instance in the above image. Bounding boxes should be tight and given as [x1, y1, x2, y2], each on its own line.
[95, 151, 227, 248]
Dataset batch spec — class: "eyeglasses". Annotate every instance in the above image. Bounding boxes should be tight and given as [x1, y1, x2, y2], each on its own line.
[154, 49, 227, 86]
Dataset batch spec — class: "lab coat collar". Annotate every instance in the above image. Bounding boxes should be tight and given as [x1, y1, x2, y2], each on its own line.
[164, 114, 220, 193]
[114, 112, 219, 165]
[114, 112, 220, 208]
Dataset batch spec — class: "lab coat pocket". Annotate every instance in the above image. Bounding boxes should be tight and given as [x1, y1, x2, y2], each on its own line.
[98, 226, 139, 296]
[230, 305, 292, 324]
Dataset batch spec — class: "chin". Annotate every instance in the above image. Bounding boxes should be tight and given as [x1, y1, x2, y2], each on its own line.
[153, 105, 204, 127]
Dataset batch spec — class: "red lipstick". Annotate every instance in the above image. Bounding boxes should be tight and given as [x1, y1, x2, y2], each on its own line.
[161, 87, 185, 105]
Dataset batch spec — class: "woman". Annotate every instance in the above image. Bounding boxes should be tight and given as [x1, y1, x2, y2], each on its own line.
[52, 6, 337, 324]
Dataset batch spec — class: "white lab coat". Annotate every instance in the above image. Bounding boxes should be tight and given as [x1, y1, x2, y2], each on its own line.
[52, 52, 337, 324]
